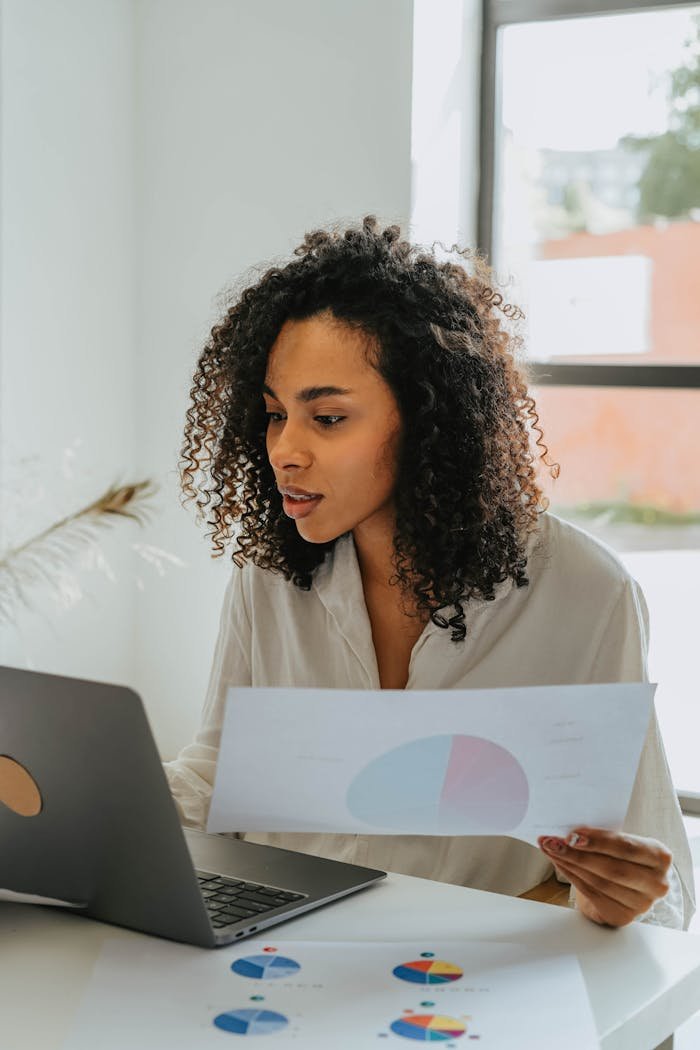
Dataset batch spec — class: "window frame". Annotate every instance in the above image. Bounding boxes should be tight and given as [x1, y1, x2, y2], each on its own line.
[478, 0, 700, 390]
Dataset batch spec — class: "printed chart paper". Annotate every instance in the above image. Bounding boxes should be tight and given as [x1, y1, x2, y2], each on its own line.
[207, 683, 655, 844]
[0, 888, 86, 907]
[62, 938, 599, 1049]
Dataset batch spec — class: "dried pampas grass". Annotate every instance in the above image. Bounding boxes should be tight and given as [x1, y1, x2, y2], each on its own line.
[0, 480, 171, 625]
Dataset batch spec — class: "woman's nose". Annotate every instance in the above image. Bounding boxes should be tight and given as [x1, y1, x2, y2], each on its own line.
[267, 421, 312, 470]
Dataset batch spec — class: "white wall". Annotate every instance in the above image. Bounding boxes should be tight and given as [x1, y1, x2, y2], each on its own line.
[411, 0, 481, 248]
[132, 0, 414, 758]
[0, 0, 136, 684]
[1, 0, 416, 757]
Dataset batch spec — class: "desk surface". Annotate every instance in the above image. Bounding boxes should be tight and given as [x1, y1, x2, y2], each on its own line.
[2, 872, 700, 1050]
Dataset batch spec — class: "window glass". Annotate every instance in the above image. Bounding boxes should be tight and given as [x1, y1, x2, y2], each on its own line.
[495, 6, 700, 365]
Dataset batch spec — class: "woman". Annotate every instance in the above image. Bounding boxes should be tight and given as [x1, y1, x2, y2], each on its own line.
[166, 215, 694, 930]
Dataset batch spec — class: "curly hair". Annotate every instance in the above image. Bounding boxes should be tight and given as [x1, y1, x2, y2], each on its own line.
[180, 215, 557, 642]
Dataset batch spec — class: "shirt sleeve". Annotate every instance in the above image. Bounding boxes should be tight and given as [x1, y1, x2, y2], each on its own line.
[563, 575, 696, 930]
[163, 563, 252, 830]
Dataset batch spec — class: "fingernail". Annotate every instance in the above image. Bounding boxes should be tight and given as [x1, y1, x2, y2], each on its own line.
[567, 833, 588, 848]
[542, 837, 565, 854]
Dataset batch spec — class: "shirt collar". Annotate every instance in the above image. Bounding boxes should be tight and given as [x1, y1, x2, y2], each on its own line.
[312, 531, 520, 679]
[312, 533, 380, 685]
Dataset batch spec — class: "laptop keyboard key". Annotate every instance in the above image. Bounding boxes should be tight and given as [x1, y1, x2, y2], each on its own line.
[237, 892, 278, 908]
[198, 871, 306, 917]
[220, 904, 256, 920]
[235, 897, 271, 913]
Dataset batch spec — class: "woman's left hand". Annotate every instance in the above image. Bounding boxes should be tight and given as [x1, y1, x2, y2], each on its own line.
[538, 828, 672, 927]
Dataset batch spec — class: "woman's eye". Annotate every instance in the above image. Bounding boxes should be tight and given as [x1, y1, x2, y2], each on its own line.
[264, 412, 345, 428]
[315, 416, 345, 427]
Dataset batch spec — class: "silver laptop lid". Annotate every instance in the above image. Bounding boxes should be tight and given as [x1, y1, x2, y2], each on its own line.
[0, 664, 213, 944]
[0, 664, 386, 948]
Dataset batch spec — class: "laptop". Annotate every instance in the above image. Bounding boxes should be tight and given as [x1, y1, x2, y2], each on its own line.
[0, 664, 386, 948]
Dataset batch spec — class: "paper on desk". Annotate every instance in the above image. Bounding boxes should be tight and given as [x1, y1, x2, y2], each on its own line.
[62, 938, 599, 1049]
[0, 887, 86, 908]
[207, 683, 655, 844]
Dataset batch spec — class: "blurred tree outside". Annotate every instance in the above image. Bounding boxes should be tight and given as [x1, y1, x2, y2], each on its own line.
[622, 13, 700, 221]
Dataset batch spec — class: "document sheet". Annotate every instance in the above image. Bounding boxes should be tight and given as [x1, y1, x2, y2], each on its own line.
[63, 938, 599, 1049]
[207, 683, 655, 844]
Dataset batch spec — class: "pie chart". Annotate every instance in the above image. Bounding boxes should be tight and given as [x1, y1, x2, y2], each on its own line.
[346, 734, 528, 834]
[213, 1008, 288, 1035]
[393, 959, 463, 984]
[390, 1014, 467, 1042]
[231, 954, 301, 980]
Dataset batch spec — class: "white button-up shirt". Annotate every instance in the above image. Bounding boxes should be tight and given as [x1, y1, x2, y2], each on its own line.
[165, 512, 694, 928]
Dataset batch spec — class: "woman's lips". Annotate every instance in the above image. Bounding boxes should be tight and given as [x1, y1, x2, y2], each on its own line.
[282, 494, 324, 519]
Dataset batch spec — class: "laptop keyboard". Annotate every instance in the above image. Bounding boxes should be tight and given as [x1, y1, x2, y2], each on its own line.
[196, 870, 307, 929]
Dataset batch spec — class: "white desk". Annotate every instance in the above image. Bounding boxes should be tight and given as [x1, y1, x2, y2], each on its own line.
[2, 872, 700, 1050]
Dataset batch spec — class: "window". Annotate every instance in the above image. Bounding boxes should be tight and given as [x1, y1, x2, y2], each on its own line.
[480, 0, 700, 798]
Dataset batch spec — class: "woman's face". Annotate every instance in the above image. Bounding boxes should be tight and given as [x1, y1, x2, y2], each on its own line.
[264, 311, 402, 545]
